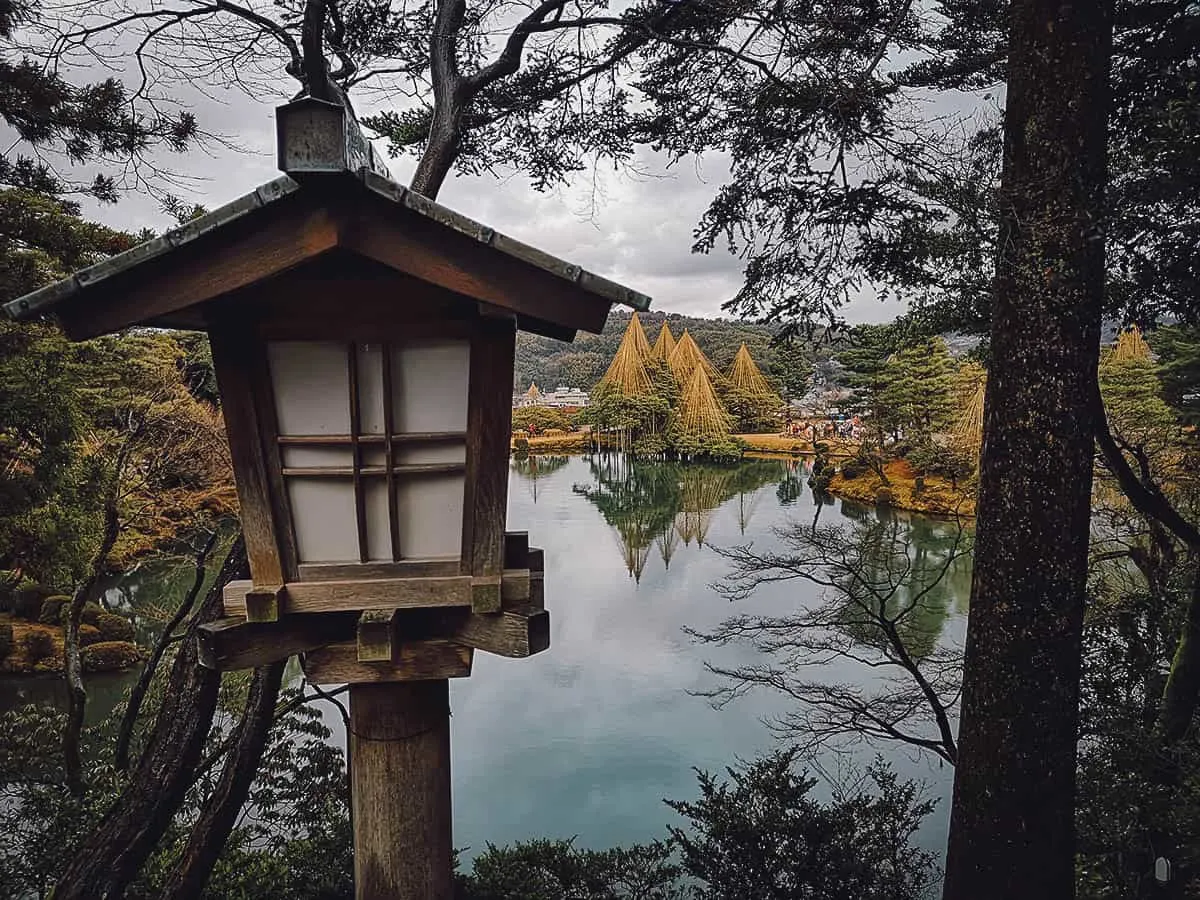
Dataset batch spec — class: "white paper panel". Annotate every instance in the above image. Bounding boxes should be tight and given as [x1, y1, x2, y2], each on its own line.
[356, 343, 386, 435]
[397, 474, 464, 558]
[362, 446, 388, 468]
[287, 478, 358, 563]
[281, 446, 353, 468]
[395, 443, 467, 466]
[268, 342, 350, 436]
[364, 478, 392, 561]
[392, 342, 469, 433]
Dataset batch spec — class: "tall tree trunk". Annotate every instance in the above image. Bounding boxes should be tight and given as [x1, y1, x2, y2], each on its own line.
[53, 537, 246, 900]
[941, 0, 1113, 895]
[410, 0, 466, 199]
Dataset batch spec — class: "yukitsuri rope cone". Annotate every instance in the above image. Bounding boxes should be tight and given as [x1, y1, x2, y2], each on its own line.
[1112, 325, 1152, 361]
[524, 382, 542, 401]
[598, 313, 654, 396]
[651, 323, 677, 361]
[728, 343, 775, 395]
[952, 378, 987, 457]
[677, 366, 731, 437]
[668, 329, 722, 386]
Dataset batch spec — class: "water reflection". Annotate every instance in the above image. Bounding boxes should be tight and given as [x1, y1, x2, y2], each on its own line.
[0, 455, 971, 862]
[571, 454, 790, 580]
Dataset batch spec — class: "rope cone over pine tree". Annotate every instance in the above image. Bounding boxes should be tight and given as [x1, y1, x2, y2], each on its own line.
[598, 313, 654, 397]
[668, 329, 721, 387]
[677, 365, 732, 438]
[1112, 325, 1152, 362]
[651, 323, 677, 361]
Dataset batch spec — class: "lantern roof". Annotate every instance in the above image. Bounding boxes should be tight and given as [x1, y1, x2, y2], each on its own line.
[4, 118, 651, 341]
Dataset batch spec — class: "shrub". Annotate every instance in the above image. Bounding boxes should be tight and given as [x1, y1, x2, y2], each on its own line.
[79, 624, 103, 647]
[80, 601, 104, 627]
[12, 584, 53, 620]
[512, 406, 573, 433]
[81, 641, 140, 672]
[875, 486, 896, 507]
[513, 436, 530, 454]
[38, 595, 71, 624]
[0, 622, 12, 660]
[94, 612, 135, 643]
[840, 459, 866, 480]
[25, 629, 55, 663]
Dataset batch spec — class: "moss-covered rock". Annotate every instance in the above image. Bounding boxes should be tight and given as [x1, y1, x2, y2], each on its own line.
[81, 640, 140, 672]
[24, 629, 55, 662]
[38, 595, 72, 624]
[79, 623, 103, 647]
[0, 622, 12, 660]
[80, 601, 104, 627]
[93, 612, 135, 643]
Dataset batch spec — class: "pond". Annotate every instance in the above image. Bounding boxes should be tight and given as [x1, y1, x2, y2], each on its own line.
[1, 453, 971, 860]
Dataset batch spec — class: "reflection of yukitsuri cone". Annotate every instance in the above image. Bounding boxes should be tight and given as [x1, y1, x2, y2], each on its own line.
[677, 366, 731, 438]
[652, 322, 677, 361]
[668, 330, 721, 387]
[657, 525, 679, 568]
[1112, 325, 1151, 361]
[598, 313, 654, 396]
[614, 511, 656, 581]
[736, 489, 764, 534]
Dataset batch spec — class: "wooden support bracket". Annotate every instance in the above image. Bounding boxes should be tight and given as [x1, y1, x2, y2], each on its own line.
[302, 639, 473, 685]
[449, 607, 549, 658]
[244, 585, 284, 623]
[503, 531, 530, 569]
[197, 612, 357, 670]
[470, 574, 502, 613]
[223, 575, 474, 617]
[357, 608, 400, 662]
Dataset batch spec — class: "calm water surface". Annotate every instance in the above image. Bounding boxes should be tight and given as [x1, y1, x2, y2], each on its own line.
[2, 454, 971, 858]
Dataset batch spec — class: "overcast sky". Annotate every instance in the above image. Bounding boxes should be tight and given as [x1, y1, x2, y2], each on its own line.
[65, 82, 905, 325]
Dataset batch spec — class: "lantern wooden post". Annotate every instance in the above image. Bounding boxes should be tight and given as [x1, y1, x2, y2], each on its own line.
[4, 96, 650, 900]
[350, 681, 453, 900]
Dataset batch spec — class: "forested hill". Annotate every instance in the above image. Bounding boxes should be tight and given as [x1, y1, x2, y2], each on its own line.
[515, 310, 810, 395]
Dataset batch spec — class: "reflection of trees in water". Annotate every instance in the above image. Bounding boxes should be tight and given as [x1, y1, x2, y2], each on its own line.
[698, 507, 973, 765]
[574, 453, 785, 580]
[510, 454, 570, 502]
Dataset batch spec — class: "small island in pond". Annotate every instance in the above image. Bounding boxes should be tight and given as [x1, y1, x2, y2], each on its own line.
[0, 577, 140, 675]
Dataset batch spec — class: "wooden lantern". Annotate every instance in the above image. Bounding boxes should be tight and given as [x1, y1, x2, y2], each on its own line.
[4, 98, 650, 900]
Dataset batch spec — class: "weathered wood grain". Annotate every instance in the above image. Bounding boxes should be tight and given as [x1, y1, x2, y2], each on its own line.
[197, 612, 356, 670]
[302, 640, 472, 684]
[298, 559, 460, 581]
[449, 608, 549, 658]
[357, 608, 400, 662]
[57, 202, 341, 341]
[222, 576, 473, 616]
[244, 585, 283, 623]
[461, 317, 515, 613]
[208, 325, 295, 587]
[349, 680, 454, 900]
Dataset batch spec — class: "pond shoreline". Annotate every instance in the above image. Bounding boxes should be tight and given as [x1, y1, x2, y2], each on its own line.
[516, 438, 978, 518]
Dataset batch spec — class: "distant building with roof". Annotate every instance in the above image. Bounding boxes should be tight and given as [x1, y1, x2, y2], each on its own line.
[513, 383, 589, 408]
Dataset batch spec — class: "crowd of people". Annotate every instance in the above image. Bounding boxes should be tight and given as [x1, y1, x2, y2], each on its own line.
[783, 416, 865, 443]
